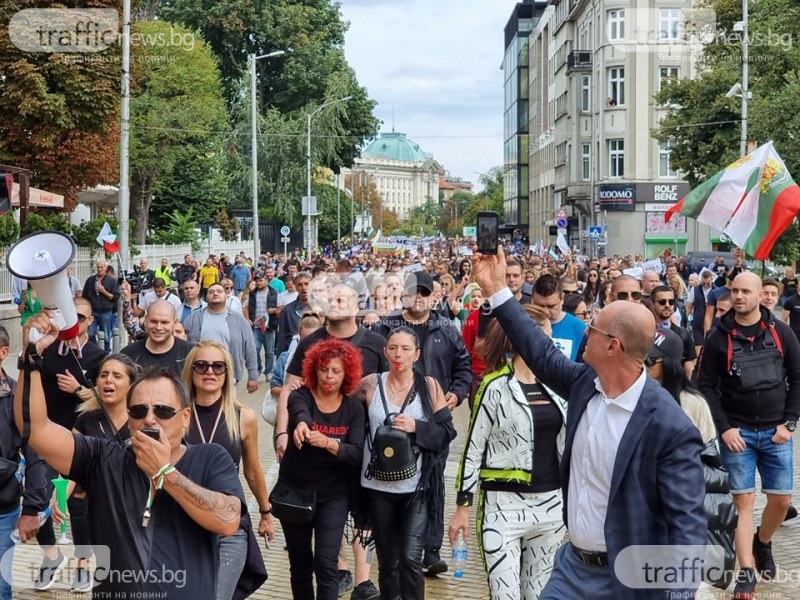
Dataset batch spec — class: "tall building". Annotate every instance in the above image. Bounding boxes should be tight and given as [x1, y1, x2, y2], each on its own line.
[526, 0, 716, 257]
[343, 131, 443, 221]
[502, 1, 548, 238]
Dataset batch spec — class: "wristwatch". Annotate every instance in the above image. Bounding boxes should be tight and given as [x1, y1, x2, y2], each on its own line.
[784, 420, 797, 432]
[259, 508, 272, 516]
[74, 385, 83, 395]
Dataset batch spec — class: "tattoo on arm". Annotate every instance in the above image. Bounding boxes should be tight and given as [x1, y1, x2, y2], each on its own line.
[170, 472, 240, 524]
[354, 374, 378, 403]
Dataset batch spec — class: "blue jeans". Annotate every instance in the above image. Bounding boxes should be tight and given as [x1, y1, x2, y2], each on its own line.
[253, 328, 276, 376]
[719, 427, 794, 494]
[216, 527, 247, 600]
[89, 310, 113, 351]
[0, 507, 20, 600]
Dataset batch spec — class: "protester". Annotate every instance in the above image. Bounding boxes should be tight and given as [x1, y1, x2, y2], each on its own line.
[183, 342, 274, 600]
[154, 257, 174, 290]
[82, 259, 120, 351]
[244, 272, 279, 379]
[178, 279, 206, 324]
[121, 299, 194, 376]
[175, 254, 198, 300]
[15, 313, 266, 597]
[199, 256, 221, 299]
[277, 272, 312, 355]
[133, 277, 182, 317]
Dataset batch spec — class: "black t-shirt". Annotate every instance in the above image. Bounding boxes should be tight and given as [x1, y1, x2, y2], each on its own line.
[74, 411, 130, 442]
[42, 341, 107, 429]
[280, 388, 365, 502]
[287, 327, 388, 378]
[399, 318, 430, 353]
[782, 277, 799, 297]
[783, 294, 800, 339]
[68, 438, 243, 598]
[670, 323, 698, 363]
[185, 399, 243, 469]
[120, 338, 194, 376]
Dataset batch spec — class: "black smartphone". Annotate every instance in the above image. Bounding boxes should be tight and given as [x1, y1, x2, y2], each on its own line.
[142, 427, 160, 441]
[477, 211, 499, 255]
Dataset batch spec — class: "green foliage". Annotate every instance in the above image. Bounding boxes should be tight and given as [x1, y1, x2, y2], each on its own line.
[463, 167, 505, 227]
[71, 217, 120, 249]
[397, 199, 441, 236]
[21, 211, 71, 237]
[215, 209, 240, 242]
[129, 20, 228, 243]
[0, 213, 19, 247]
[148, 207, 205, 253]
[653, 0, 800, 259]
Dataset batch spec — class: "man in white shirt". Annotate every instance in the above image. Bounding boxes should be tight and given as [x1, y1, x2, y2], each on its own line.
[471, 246, 706, 600]
[134, 278, 181, 317]
[220, 277, 243, 313]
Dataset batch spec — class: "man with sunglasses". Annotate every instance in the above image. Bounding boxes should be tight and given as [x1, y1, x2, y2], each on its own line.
[610, 275, 643, 303]
[32, 297, 106, 589]
[121, 300, 194, 377]
[650, 286, 696, 379]
[473, 246, 706, 600]
[15, 316, 265, 597]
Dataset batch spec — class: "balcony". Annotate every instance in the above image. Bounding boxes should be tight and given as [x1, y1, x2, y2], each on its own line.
[567, 50, 592, 71]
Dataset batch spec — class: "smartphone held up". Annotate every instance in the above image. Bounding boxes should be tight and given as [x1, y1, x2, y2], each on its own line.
[476, 211, 499, 255]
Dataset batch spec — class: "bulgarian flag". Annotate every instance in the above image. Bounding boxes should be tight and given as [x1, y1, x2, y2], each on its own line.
[665, 141, 800, 259]
[96, 221, 120, 254]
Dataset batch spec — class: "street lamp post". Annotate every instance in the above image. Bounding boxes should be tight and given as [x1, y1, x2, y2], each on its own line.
[251, 50, 287, 261]
[306, 96, 352, 258]
[740, 0, 749, 157]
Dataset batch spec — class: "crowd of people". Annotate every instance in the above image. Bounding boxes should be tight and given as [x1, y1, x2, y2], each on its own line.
[1, 241, 799, 600]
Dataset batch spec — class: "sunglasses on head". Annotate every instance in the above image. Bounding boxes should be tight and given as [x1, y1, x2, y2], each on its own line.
[616, 291, 642, 301]
[192, 360, 227, 375]
[128, 404, 180, 420]
[656, 298, 676, 306]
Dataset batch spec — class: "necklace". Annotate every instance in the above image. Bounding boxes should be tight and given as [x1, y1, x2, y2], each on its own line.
[193, 400, 223, 444]
[386, 376, 414, 403]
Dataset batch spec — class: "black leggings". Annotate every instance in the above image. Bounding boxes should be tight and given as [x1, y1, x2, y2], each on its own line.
[282, 493, 349, 600]
[370, 490, 427, 600]
[69, 494, 92, 560]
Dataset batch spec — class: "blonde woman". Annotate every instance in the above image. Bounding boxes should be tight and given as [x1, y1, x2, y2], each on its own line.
[182, 341, 274, 600]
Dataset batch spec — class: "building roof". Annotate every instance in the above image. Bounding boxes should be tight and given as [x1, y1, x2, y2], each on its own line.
[362, 132, 427, 163]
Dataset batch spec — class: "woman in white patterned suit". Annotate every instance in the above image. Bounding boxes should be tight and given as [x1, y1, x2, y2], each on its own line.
[449, 303, 567, 600]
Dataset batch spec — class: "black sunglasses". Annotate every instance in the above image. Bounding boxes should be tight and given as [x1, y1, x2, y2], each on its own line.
[128, 404, 180, 420]
[644, 357, 662, 367]
[76, 314, 90, 323]
[656, 298, 676, 306]
[616, 291, 642, 301]
[192, 360, 227, 375]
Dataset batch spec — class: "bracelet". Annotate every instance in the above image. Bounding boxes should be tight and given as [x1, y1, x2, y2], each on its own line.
[259, 508, 272, 516]
[152, 463, 174, 481]
[273, 432, 288, 441]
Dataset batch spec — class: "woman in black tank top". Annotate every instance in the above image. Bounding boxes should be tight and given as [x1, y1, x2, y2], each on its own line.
[182, 341, 273, 600]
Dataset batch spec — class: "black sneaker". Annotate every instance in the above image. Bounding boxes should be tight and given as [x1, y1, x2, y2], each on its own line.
[753, 529, 776, 580]
[72, 567, 92, 592]
[732, 567, 756, 600]
[785, 504, 798, 521]
[350, 579, 380, 600]
[422, 550, 448, 576]
[337, 569, 354, 597]
[34, 551, 66, 591]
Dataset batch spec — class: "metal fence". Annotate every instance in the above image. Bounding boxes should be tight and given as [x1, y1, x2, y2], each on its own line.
[0, 241, 254, 303]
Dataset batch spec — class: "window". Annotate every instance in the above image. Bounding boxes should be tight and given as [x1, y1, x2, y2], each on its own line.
[581, 75, 591, 112]
[608, 67, 625, 106]
[609, 140, 625, 177]
[659, 140, 678, 177]
[582, 143, 591, 180]
[608, 10, 625, 41]
[659, 9, 681, 41]
[658, 66, 680, 92]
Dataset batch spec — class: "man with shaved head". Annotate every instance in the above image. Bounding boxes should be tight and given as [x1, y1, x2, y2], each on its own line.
[120, 299, 194, 376]
[609, 274, 642, 303]
[472, 247, 705, 599]
[698, 271, 800, 598]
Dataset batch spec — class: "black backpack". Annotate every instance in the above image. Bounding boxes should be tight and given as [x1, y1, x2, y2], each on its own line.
[365, 376, 419, 482]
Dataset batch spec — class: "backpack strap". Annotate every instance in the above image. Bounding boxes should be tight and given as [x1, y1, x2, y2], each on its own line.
[350, 326, 368, 349]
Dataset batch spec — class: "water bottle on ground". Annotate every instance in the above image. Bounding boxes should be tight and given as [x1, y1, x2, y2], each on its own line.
[10, 508, 51, 544]
[451, 531, 468, 578]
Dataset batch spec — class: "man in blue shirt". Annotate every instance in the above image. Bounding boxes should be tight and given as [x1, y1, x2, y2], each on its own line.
[230, 258, 252, 295]
[533, 274, 586, 361]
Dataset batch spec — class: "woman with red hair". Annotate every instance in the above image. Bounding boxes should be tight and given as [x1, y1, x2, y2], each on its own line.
[274, 338, 366, 600]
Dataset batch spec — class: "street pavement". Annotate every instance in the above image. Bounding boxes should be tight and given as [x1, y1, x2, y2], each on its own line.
[5, 376, 800, 598]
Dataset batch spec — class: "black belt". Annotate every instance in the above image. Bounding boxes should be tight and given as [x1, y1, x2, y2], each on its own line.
[571, 543, 608, 567]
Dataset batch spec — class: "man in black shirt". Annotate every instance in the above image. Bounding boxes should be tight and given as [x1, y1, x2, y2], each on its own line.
[650, 285, 697, 379]
[121, 299, 193, 376]
[277, 272, 312, 355]
[174, 254, 197, 300]
[15, 322, 265, 598]
[82, 259, 119, 352]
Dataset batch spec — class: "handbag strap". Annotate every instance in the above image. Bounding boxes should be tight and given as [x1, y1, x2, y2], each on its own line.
[376, 374, 416, 420]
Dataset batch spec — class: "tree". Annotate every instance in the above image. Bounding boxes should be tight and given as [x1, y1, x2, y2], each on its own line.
[148, 207, 205, 253]
[129, 20, 228, 243]
[439, 191, 473, 235]
[0, 1, 119, 209]
[215, 209, 240, 242]
[0, 213, 19, 247]
[463, 167, 505, 226]
[398, 199, 441, 237]
[654, 0, 800, 258]
[20, 211, 71, 237]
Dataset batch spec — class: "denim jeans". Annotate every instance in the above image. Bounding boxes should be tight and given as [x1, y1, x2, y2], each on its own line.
[719, 426, 794, 494]
[89, 310, 113, 351]
[216, 527, 247, 600]
[252, 328, 276, 376]
[0, 506, 20, 600]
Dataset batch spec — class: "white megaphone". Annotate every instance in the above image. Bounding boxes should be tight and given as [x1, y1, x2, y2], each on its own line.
[7, 231, 79, 341]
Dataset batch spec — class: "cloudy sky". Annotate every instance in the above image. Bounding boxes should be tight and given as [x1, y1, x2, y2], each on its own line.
[340, 0, 522, 189]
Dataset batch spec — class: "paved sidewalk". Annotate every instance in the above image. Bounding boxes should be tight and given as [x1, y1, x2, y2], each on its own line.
[6, 377, 800, 598]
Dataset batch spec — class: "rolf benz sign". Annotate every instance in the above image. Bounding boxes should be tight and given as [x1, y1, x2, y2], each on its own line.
[595, 182, 689, 211]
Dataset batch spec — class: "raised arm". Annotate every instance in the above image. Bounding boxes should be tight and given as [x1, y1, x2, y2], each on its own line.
[14, 315, 75, 476]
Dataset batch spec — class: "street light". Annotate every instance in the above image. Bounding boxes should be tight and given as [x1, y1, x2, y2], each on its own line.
[306, 96, 352, 258]
[251, 50, 287, 261]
